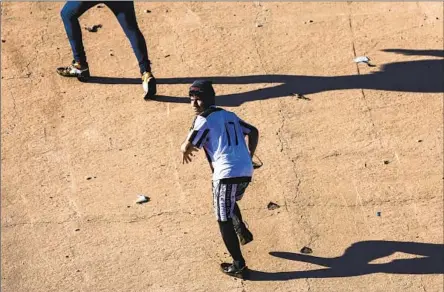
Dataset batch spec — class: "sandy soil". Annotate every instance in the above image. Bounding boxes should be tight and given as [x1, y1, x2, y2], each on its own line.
[1, 2, 443, 292]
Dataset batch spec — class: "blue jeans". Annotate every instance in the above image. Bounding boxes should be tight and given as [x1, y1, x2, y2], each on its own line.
[61, 1, 151, 74]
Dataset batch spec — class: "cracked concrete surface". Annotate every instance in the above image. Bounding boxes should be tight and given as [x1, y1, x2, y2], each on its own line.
[1, 2, 443, 292]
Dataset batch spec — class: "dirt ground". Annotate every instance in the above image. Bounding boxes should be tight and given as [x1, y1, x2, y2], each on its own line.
[1, 2, 443, 292]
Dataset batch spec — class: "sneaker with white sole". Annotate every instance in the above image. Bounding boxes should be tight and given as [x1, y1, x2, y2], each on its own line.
[142, 71, 157, 100]
[56, 60, 90, 82]
[220, 262, 248, 279]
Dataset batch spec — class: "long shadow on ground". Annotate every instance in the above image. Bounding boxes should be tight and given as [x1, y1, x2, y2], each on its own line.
[245, 240, 444, 281]
[86, 49, 443, 106]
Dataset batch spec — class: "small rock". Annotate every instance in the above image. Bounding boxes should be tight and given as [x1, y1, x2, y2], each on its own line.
[1, 39, 5, 43]
[86, 177, 92, 180]
[96, 4, 104, 8]
[109, 52, 114, 56]
[136, 194, 150, 204]
[436, 17, 439, 20]
[84, 24, 102, 32]
[65, 255, 69, 258]
[75, 228, 80, 232]
[376, 211, 381, 217]
[256, 24, 263, 28]
[144, 9, 151, 13]
[417, 139, 423, 142]
[309, 20, 313, 23]
[61, 115, 65, 118]
[300, 246, 313, 254]
[267, 202, 280, 210]
[165, 9, 169, 13]
[164, 54, 171, 58]
[76, 270, 80, 272]
[383, 160, 390, 165]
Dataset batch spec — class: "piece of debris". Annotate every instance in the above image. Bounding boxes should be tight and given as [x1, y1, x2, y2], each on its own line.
[136, 194, 150, 204]
[164, 54, 171, 58]
[383, 160, 390, 165]
[300, 246, 313, 254]
[267, 202, 280, 210]
[253, 161, 262, 169]
[376, 211, 381, 217]
[353, 56, 376, 67]
[292, 93, 311, 101]
[84, 24, 102, 32]
[144, 9, 151, 13]
[1, 39, 5, 43]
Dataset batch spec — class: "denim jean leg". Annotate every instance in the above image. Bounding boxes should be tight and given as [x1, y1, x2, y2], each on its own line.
[60, 1, 97, 64]
[106, 1, 151, 74]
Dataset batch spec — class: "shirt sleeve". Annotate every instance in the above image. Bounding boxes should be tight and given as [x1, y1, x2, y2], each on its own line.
[186, 116, 210, 149]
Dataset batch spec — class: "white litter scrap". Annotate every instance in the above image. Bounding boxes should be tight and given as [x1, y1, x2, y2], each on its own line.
[136, 194, 150, 204]
[353, 56, 376, 67]
[354, 56, 370, 64]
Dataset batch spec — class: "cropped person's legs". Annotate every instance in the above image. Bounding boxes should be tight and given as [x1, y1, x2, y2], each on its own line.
[106, 1, 156, 98]
[57, 1, 95, 80]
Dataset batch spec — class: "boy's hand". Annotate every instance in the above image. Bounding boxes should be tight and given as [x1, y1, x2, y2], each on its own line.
[181, 141, 199, 164]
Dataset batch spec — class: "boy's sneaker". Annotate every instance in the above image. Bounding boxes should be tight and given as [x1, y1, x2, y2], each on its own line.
[220, 262, 248, 279]
[142, 71, 157, 100]
[56, 61, 90, 82]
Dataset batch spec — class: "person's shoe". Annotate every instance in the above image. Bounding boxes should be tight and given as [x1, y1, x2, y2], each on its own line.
[142, 71, 157, 100]
[220, 262, 248, 279]
[56, 61, 90, 82]
[234, 222, 253, 246]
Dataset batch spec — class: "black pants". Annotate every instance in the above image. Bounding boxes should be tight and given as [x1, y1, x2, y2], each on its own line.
[218, 203, 245, 266]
